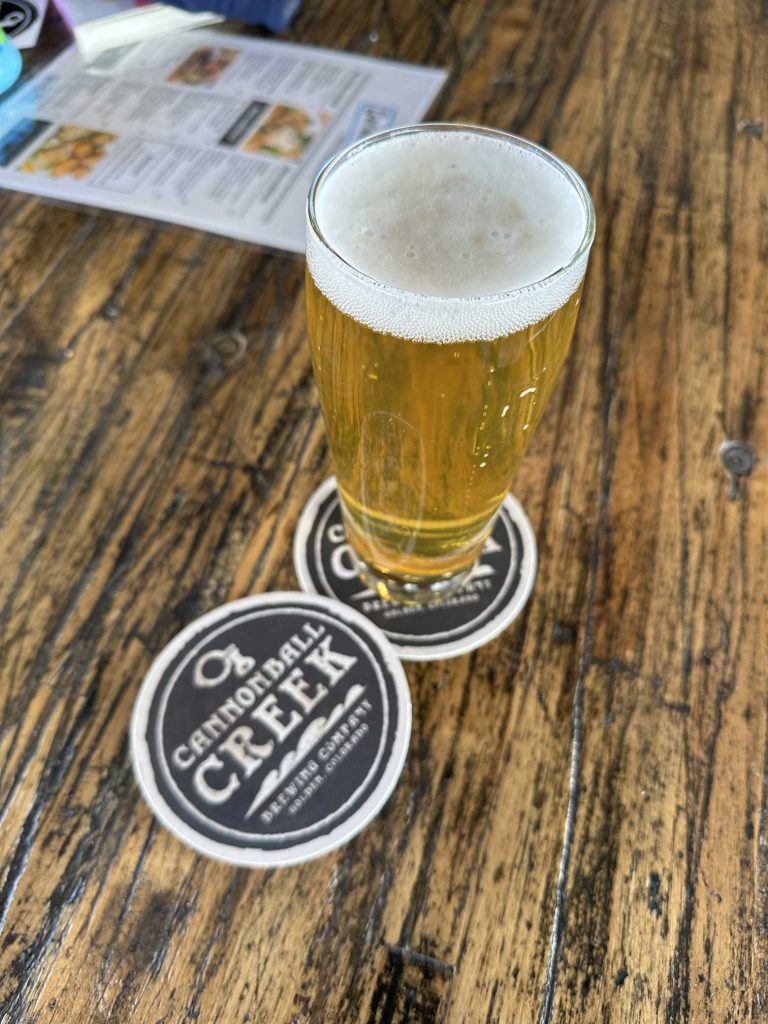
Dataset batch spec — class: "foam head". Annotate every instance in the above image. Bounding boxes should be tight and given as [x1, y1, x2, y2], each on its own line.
[307, 127, 594, 342]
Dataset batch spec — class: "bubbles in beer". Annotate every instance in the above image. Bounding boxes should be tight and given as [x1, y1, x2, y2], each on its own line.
[308, 129, 591, 342]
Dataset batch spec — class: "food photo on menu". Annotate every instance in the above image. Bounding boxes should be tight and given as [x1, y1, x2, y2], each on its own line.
[166, 44, 239, 84]
[19, 123, 117, 177]
[241, 104, 330, 159]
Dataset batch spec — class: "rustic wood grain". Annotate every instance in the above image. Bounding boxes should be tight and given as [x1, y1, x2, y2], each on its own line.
[0, 1, 766, 1022]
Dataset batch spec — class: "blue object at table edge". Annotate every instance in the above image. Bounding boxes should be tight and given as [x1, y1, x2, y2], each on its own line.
[170, 0, 302, 33]
[0, 29, 22, 97]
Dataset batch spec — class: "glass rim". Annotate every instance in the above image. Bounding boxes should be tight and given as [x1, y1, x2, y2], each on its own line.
[306, 122, 596, 306]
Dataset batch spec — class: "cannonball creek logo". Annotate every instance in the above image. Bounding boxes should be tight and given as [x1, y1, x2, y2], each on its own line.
[293, 479, 538, 661]
[131, 594, 411, 866]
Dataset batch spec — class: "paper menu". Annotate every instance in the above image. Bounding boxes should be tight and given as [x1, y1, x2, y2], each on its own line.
[0, 33, 447, 252]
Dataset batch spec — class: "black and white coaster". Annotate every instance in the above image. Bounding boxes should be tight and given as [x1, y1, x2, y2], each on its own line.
[1, 0, 48, 49]
[293, 478, 537, 662]
[131, 593, 411, 867]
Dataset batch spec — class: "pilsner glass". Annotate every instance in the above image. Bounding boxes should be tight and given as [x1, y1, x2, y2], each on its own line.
[305, 124, 595, 604]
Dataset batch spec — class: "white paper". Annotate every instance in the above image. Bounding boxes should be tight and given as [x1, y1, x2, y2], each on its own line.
[0, 33, 447, 252]
[58, 1, 224, 62]
[2, 0, 49, 49]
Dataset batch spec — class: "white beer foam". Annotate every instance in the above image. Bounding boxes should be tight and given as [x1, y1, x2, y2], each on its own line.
[307, 129, 592, 342]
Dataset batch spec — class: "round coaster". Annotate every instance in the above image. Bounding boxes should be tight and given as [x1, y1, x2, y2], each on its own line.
[293, 478, 537, 661]
[130, 592, 411, 867]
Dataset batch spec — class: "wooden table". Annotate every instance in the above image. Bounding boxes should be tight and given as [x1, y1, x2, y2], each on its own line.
[1, 2, 766, 1021]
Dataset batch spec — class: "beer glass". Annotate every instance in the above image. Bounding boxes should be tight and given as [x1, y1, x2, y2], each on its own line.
[305, 124, 595, 604]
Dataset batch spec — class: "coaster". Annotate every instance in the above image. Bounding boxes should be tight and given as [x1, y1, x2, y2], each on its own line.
[130, 593, 411, 867]
[293, 478, 537, 661]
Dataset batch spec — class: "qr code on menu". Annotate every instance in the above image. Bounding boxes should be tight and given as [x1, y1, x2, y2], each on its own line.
[346, 103, 397, 144]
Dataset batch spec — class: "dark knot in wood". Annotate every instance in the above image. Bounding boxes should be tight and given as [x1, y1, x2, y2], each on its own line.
[719, 440, 754, 477]
[208, 330, 248, 367]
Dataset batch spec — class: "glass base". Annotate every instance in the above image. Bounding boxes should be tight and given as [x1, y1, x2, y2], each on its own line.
[356, 559, 475, 606]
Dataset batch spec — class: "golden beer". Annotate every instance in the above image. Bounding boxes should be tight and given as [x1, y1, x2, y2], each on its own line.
[306, 125, 594, 603]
